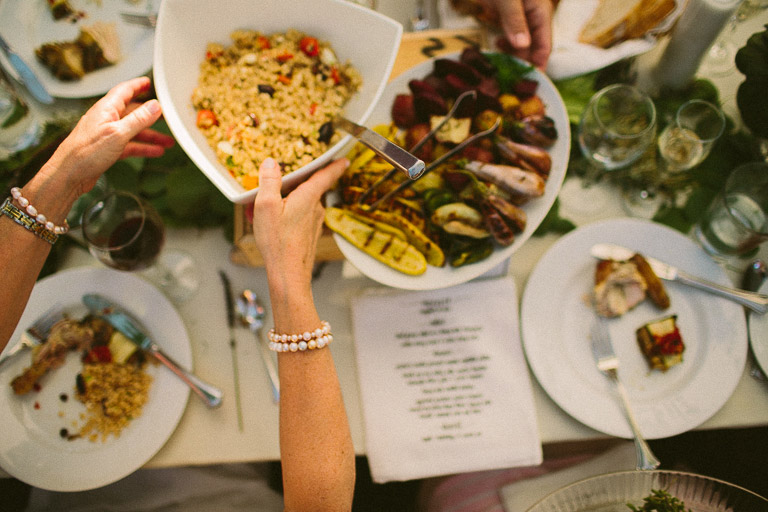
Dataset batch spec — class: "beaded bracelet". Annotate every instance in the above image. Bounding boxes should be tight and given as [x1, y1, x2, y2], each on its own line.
[1, 198, 59, 244]
[10, 187, 70, 235]
[267, 320, 333, 352]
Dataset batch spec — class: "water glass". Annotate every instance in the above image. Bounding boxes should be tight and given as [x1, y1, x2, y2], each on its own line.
[694, 162, 768, 258]
[658, 100, 725, 172]
[578, 84, 657, 171]
[0, 77, 41, 155]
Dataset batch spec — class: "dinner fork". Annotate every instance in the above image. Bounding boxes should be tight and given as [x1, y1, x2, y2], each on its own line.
[0, 304, 65, 369]
[590, 318, 661, 471]
[120, 12, 157, 28]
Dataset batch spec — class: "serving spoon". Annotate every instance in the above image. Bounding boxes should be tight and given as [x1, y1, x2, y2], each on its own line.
[236, 290, 280, 403]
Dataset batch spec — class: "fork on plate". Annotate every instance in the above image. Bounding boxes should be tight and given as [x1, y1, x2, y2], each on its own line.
[590, 318, 661, 470]
[0, 304, 65, 369]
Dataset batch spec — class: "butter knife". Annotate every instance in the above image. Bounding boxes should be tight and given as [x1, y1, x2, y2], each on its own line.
[333, 116, 425, 179]
[591, 243, 768, 314]
[0, 34, 53, 105]
[82, 294, 224, 408]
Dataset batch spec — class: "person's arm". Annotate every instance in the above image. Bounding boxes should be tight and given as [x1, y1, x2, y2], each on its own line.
[0, 76, 175, 348]
[251, 157, 355, 512]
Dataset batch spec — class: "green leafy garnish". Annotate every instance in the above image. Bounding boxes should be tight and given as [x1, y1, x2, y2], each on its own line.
[627, 489, 692, 512]
[484, 52, 534, 94]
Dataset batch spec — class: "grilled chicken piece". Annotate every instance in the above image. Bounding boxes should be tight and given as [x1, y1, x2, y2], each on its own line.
[11, 319, 95, 395]
[593, 260, 647, 318]
[35, 22, 121, 81]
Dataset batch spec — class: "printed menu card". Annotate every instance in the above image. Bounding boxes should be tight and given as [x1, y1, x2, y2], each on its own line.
[351, 277, 542, 483]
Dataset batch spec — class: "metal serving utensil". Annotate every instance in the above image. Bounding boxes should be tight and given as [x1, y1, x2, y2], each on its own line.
[367, 117, 501, 212]
[356, 89, 477, 205]
[591, 318, 661, 471]
[236, 290, 280, 403]
[334, 116, 425, 180]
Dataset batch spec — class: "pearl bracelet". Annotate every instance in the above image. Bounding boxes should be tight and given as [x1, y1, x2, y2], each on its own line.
[10, 187, 70, 235]
[268, 320, 333, 352]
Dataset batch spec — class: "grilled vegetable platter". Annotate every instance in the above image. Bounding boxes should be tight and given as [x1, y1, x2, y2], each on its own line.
[325, 49, 570, 290]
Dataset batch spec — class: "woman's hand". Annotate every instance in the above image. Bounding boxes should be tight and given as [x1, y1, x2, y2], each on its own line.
[477, 0, 555, 70]
[251, 158, 349, 295]
[42, 76, 175, 197]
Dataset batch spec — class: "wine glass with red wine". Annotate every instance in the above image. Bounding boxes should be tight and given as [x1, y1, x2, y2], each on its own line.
[81, 190, 199, 302]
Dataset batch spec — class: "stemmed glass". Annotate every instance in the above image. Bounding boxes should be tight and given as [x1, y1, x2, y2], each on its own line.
[657, 99, 726, 173]
[560, 84, 656, 216]
[82, 190, 199, 303]
[578, 84, 658, 172]
[622, 99, 726, 218]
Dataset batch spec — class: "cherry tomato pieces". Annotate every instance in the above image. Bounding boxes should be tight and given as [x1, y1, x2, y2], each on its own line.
[299, 36, 319, 57]
[256, 36, 271, 49]
[196, 109, 218, 128]
[83, 346, 112, 364]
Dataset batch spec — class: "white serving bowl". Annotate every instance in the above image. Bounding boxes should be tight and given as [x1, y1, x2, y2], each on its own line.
[153, 0, 402, 204]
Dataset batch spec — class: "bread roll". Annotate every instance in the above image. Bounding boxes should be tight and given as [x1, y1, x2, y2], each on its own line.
[579, 0, 676, 48]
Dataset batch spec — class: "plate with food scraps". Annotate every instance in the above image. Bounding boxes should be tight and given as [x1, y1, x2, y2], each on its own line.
[0, 266, 191, 491]
[329, 50, 570, 290]
[748, 278, 768, 380]
[0, 0, 155, 98]
[521, 217, 747, 439]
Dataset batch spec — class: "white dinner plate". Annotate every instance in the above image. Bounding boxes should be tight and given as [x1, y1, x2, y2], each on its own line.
[748, 280, 768, 378]
[0, 0, 155, 98]
[521, 218, 747, 439]
[0, 267, 191, 491]
[331, 51, 571, 290]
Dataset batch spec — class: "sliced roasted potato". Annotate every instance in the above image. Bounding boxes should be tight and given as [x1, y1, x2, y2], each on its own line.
[325, 208, 427, 275]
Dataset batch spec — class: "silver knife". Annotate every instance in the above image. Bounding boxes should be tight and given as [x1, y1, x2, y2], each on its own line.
[333, 116, 425, 179]
[0, 34, 54, 105]
[82, 293, 224, 408]
[591, 243, 768, 314]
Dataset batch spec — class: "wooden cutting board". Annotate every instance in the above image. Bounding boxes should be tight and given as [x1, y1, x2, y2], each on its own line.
[230, 28, 485, 267]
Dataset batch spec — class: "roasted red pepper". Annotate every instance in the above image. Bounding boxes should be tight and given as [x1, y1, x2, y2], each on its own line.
[276, 52, 294, 63]
[299, 36, 319, 57]
[83, 346, 112, 364]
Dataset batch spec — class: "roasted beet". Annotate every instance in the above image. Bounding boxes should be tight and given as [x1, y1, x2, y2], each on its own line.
[460, 47, 496, 76]
[477, 76, 500, 100]
[392, 93, 417, 128]
[461, 145, 495, 163]
[433, 58, 482, 85]
[408, 79, 440, 97]
[444, 74, 475, 96]
[514, 79, 539, 98]
[413, 91, 448, 122]
[423, 74, 451, 97]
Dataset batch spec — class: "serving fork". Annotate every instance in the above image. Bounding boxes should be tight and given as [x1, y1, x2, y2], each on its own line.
[590, 318, 661, 470]
[0, 304, 65, 369]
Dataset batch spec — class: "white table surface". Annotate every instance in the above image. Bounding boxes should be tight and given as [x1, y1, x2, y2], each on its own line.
[1, 9, 767, 478]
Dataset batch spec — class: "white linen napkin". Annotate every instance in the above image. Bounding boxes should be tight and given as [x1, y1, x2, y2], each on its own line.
[546, 0, 683, 80]
[351, 277, 542, 483]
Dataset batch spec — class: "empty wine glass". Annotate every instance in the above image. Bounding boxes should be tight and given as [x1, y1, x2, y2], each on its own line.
[82, 190, 199, 303]
[578, 84, 657, 172]
[560, 84, 657, 217]
[0, 75, 41, 157]
[658, 99, 725, 173]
